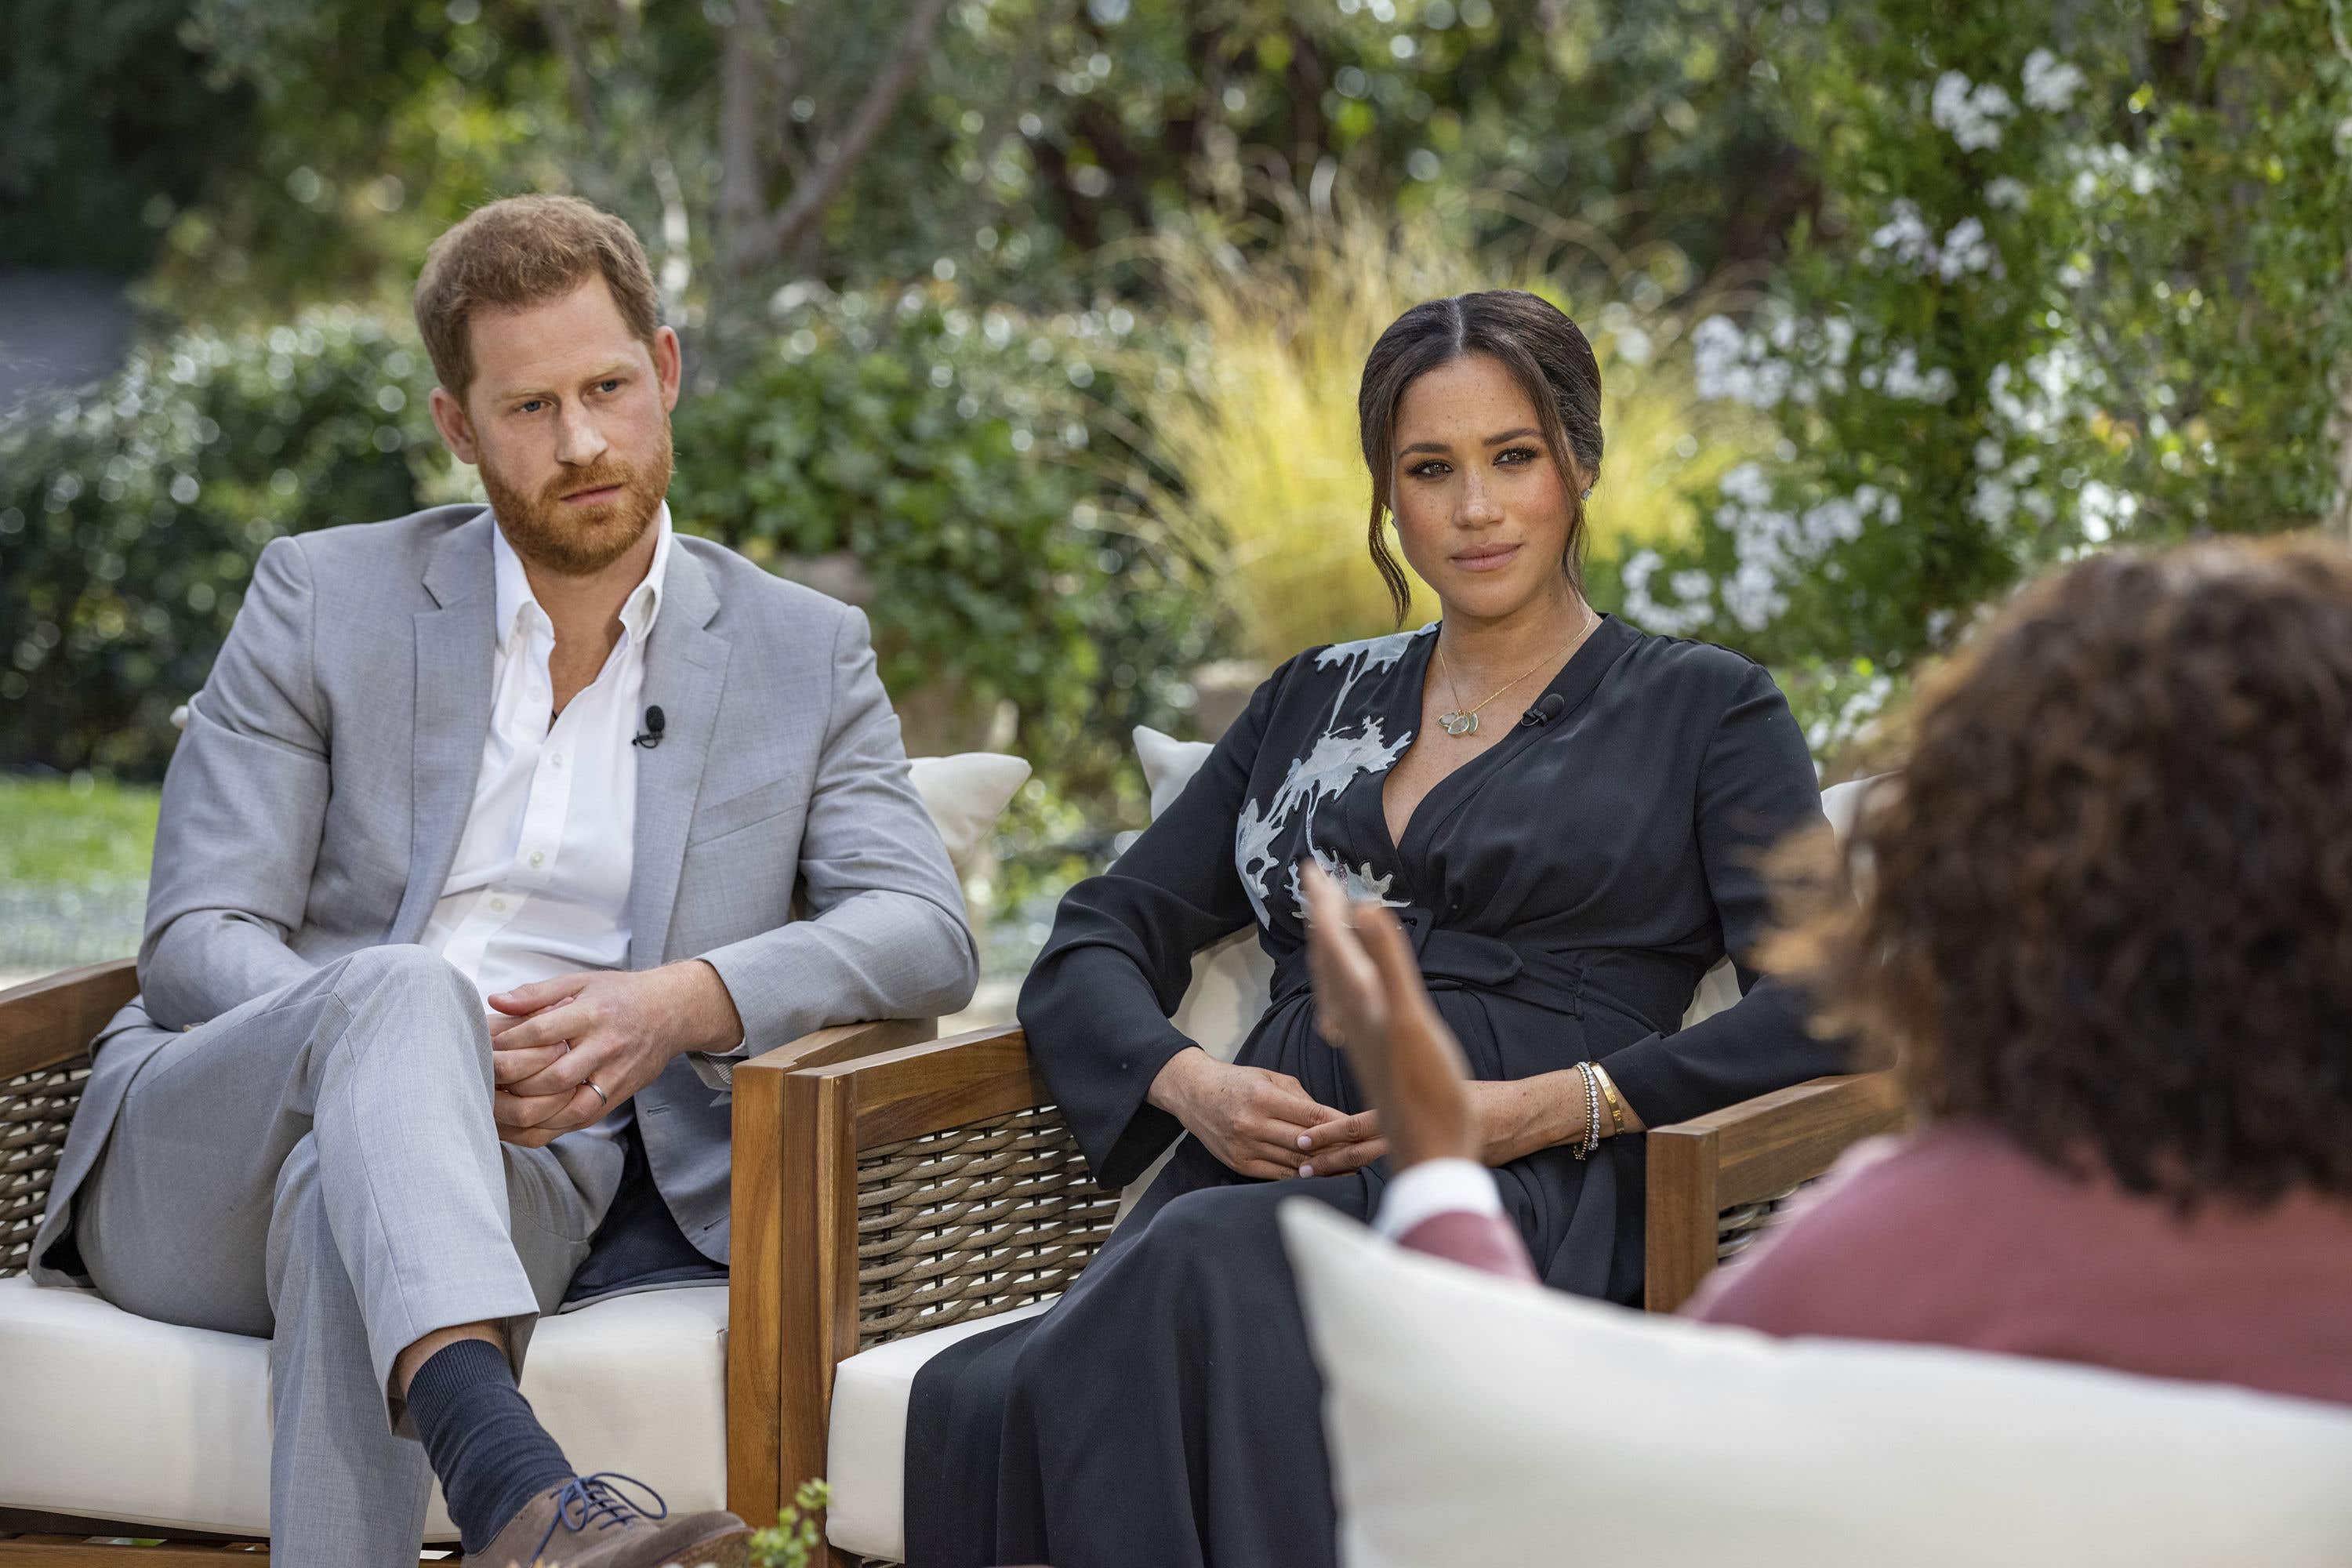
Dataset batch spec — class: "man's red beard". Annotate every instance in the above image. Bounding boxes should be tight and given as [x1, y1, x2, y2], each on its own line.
[481, 420, 674, 577]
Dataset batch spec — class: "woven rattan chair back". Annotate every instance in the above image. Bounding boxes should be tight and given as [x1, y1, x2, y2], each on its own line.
[852, 1105, 1120, 1351]
[1, 1053, 89, 1279]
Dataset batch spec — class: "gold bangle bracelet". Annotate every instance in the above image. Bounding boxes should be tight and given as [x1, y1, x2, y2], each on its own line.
[1592, 1062, 1627, 1138]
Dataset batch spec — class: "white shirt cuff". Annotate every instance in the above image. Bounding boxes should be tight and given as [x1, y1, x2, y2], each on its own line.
[1373, 1157, 1504, 1242]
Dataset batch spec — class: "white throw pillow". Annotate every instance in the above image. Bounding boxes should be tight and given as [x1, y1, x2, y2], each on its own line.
[1281, 1201, 2352, 1568]
[1681, 772, 1878, 1029]
[1131, 725, 1275, 1065]
[906, 753, 1031, 876]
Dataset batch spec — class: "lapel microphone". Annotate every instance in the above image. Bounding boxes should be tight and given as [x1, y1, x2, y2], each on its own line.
[1518, 691, 1569, 728]
[632, 705, 666, 749]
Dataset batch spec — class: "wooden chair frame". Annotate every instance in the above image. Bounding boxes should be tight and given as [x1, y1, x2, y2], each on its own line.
[0, 959, 935, 1563]
[736, 1022, 1905, 1567]
[6, 965, 1903, 1564]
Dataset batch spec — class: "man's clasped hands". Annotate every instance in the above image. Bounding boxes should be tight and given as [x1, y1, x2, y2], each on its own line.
[483, 959, 745, 1146]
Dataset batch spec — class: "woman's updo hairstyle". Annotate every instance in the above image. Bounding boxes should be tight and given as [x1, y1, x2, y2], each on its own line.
[1357, 289, 1606, 622]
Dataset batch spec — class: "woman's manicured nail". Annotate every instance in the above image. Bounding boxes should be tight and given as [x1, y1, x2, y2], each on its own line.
[1298, 1163, 1314, 1178]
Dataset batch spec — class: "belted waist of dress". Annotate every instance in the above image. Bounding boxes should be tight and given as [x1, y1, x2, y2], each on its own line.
[1269, 915, 1696, 1035]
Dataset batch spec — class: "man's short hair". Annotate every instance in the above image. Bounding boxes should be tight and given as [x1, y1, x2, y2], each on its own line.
[412, 194, 662, 401]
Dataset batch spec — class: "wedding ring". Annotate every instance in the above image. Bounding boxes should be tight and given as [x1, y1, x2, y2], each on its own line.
[586, 1078, 608, 1105]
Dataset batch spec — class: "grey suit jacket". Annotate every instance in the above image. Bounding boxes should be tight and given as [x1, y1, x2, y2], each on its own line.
[34, 504, 976, 1280]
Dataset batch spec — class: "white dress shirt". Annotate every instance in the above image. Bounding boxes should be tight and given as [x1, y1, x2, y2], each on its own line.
[1372, 1157, 1504, 1240]
[420, 503, 675, 1136]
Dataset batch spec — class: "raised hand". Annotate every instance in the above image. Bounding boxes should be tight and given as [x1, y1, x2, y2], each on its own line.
[1299, 861, 1480, 1171]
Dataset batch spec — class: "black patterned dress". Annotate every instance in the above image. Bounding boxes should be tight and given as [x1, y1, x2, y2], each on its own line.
[904, 613, 1842, 1568]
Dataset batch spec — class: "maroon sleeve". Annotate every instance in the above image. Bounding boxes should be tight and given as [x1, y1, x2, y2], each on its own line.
[1397, 1210, 1539, 1282]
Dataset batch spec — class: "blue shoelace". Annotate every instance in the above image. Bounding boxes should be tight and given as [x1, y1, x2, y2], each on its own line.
[532, 1472, 670, 1564]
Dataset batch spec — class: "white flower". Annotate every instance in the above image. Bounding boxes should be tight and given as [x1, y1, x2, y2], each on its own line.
[1719, 461, 1774, 507]
[1985, 176, 2030, 211]
[2078, 481, 2138, 543]
[1868, 205, 1999, 281]
[2021, 49, 2085, 113]
[1936, 216, 1998, 281]
[1874, 347, 1957, 403]
[1821, 315, 1856, 367]
[1868, 200, 1938, 268]
[1621, 548, 1713, 635]
[1931, 71, 2015, 152]
[1968, 476, 2018, 531]
[1722, 560, 1785, 632]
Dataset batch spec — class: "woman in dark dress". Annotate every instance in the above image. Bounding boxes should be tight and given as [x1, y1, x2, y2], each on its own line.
[903, 290, 1845, 1568]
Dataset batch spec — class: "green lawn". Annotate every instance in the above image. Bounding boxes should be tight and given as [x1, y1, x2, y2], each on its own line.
[0, 776, 161, 887]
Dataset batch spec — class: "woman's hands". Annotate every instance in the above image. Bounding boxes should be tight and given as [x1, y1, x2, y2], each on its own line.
[1156, 862, 1622, 1181]
[1146, 1047, 1353, 1181]
[1298, 862, 1483, 1171]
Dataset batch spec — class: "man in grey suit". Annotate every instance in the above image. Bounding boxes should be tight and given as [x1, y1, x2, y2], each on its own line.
[28, 194, 977, 1566]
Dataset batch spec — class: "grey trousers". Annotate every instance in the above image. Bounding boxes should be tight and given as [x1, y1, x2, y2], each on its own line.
[71, 945, 626, 1567]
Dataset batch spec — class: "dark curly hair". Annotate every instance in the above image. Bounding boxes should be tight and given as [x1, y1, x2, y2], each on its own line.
[1766, 537, 2352, 1209]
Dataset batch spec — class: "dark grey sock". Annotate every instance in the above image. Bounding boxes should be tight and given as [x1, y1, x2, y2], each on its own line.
[405, 1337, 575, 1553]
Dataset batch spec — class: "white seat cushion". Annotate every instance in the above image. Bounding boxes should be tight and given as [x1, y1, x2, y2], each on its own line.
[825, 1301, 1052, 1561]
[1281, 1200, 2352, 1567]
[0, 1272, 728, 1539]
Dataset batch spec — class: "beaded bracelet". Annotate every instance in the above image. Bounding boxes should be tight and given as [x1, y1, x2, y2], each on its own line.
[1571, 1062, 1602, 1160]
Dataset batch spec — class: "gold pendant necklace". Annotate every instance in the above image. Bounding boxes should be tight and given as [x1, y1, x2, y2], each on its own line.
[1436, 608, 1597, 739]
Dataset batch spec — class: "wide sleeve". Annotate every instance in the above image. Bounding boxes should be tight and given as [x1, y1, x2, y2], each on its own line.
[138, 534, 329, 1028]
[1018, 660, 1294, 1188]
[1595, 661, 1849, 1129]
[696, 605, 978, 1056]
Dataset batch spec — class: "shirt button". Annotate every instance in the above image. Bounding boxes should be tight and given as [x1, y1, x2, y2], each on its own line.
[528, 851, 546, 869]
[550, 753, 565, 769]
[491, 897, 510, 913]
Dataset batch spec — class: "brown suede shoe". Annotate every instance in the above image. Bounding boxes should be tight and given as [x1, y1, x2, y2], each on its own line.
[470, 1474, 755, 1567]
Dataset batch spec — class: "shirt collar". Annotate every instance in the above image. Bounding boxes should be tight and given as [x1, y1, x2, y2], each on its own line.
[491, 501, 674, 653]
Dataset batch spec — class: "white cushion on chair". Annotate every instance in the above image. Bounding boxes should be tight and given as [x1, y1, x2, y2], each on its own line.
[1280, 1200, 2352, 1567]
[1682, 773, 1875, 1029]
[1131, 725, 1274, 1067]
[824, 1301, 1053, 1561]
[906, 752, 1032, 876]
[0, 1272, 728, 1539]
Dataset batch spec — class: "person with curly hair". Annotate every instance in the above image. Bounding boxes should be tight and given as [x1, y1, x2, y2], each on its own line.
[1306, 535, 2352, 1405]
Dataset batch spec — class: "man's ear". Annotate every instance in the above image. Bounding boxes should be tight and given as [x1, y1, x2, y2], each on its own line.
[653, 325, 682, 414]
[430, 385, 481, 465]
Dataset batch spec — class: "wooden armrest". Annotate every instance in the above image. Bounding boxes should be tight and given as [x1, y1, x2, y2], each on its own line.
[749, 1015, 941, 1075]
[1643, 1071, 1906, 1313]
[0, 960, 140, 1080]
[728, 1022, 1036, 1525]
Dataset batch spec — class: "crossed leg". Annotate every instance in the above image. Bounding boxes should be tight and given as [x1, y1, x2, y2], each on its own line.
[71, 944, 623, 1566]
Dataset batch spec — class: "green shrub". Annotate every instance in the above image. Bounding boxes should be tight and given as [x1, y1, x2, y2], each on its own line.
[3, 289, 1210, 837]
[671, 284, 1210, 809]
[0, 309, 444, 775]
[1614, 0, 2352, 718]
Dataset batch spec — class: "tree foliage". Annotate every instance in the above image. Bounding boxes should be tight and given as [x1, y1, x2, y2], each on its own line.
[1617, 0, 2352, 758]
[0, 0, 256, 276]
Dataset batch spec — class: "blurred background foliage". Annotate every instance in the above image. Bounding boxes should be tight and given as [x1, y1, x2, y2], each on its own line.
[5, 0, 2351, 961]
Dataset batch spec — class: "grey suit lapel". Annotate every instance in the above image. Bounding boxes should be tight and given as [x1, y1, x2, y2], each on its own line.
[392, 512, 498, 944]
[628, 544, 731, 967]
